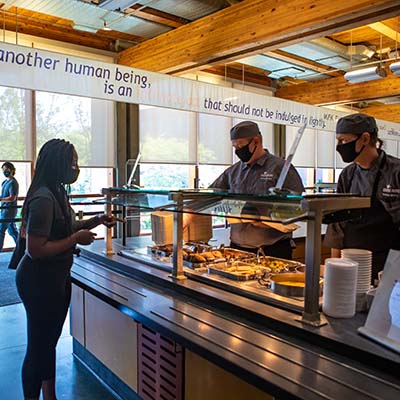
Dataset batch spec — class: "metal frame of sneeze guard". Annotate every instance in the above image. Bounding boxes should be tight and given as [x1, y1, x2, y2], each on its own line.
[297, 195, 370, 327]
[104, 189, 115, 256]
[169, 192, 186, 280]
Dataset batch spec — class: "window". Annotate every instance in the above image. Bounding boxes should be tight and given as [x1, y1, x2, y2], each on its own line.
[70, 167, 113, 195]
[36, 91, 115, 167]
[0, 87, 30, 160]
[198, 114, 232, 164]
[140, 106, 197, 163]
[140, 163, 192, 190]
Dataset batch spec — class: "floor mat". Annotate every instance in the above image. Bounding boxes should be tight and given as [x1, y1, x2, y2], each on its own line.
[0, 253, 20, 307]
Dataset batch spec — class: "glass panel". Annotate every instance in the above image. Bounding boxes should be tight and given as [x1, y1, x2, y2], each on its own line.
[140, 163, 191, 190]
[69, 167, 114, 195]
[198, 164, 230, 188]
[198, 113, 232, 164]
[140, 106, 197, 163]
[0, 87, 28, 160]
[296, 167, 314, 188]
[36, 92, 115, 167]
[106, 188, 172, 210]
[286, 127, 315, 167]
[316, 168, 334, 184]
[165, 190, 305, 223]
[317, 130, 335, 168]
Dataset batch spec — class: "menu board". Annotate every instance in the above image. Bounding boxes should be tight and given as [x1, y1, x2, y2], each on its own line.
[358, 250, 400, 353]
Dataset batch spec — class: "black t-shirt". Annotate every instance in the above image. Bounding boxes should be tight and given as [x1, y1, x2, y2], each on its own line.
[26, 186, 75, 266]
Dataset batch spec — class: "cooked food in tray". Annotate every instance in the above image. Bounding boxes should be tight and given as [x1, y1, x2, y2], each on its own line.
[147, 242, 254, 268]
[207, 260, 270, 281]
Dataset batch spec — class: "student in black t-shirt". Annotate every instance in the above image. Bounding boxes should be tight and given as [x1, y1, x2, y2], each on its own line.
[16, 139, 116, 400]
[0, 161, 19, 251]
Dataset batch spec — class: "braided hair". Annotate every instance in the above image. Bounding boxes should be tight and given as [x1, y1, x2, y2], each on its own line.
[21, 139, 76, 234]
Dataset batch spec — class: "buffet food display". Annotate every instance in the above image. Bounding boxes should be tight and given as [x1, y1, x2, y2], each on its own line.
[103, 187, 371, 325]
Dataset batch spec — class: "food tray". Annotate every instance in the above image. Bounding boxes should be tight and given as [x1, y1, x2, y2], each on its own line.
[247, 256, 303, 273]
[208, 262, 267, 281]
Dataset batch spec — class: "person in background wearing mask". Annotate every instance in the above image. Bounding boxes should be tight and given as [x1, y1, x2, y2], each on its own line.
[210, 121, 304, 259]
[16, 139, 116, 400]
[0, 161, 19, 251]
[324, 113, 400, 281]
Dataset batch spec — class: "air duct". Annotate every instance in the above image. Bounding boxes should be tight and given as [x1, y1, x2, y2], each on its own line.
[311, 38, 375, 61]
[344, 66, 386, 83]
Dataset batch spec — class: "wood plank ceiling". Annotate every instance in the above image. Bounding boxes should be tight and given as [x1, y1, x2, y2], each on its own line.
[0, 0, 400, 122]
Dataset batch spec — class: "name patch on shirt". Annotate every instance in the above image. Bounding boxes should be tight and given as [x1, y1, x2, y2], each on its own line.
[382, 185, 400, 199]
[260, 172, 275, 182]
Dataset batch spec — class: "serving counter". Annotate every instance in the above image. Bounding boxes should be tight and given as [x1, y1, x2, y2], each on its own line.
[69, 189, 400, 400]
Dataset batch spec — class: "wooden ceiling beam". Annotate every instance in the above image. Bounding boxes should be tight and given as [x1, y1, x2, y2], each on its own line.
[0, 7, 145, 52]
[264, 49, 343, 77]
[201, 64, 274, 87]
[118, 0, 400, 73]
[125, 5, 189, 28]
[369, 21, 400, 40]
[276, 60, 400, 105]
[362, 104, 400, 123]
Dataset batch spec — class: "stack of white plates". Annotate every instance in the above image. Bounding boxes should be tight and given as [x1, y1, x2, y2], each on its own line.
[341, 249, 372, 294]
[323, 258, 358, 318]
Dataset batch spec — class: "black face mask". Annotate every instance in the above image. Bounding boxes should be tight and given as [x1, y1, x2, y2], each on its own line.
[3, 170, 11, 178]
[63, 167, 80, 184]
[336, 137, 365, 163]
[235, 140, 256, 163]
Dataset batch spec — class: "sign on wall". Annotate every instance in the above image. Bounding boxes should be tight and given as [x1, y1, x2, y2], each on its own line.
[1, 41, 400, 140]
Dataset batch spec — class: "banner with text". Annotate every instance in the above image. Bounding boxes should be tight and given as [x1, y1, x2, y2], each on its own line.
[1, 42, 399, 140]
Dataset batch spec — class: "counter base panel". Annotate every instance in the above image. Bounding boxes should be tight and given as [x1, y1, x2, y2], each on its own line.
[73, 339, 140, 400]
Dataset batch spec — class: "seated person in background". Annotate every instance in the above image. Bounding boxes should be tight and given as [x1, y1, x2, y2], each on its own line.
[324, 113, 400, 281]
[210, 121, 304, 259]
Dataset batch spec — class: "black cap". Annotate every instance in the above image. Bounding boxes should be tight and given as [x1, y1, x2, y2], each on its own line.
[230, 121, 261, 140]
[336, 113, 378, 136]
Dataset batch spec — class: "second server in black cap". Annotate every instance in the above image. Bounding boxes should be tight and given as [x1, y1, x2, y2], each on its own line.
[210, 121, 304, 259]
[324, 113, 400, 281]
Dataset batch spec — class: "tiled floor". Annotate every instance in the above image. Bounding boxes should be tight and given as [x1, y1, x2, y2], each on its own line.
[0, 257, 119, 400]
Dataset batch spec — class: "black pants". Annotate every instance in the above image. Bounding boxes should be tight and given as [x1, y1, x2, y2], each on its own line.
[230, 238, 293, 260]
[16, 256, 71, 398]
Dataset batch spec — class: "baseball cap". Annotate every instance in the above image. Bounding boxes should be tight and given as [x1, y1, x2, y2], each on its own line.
[336, 113, 378, 136]
[230, 121, 261, 140]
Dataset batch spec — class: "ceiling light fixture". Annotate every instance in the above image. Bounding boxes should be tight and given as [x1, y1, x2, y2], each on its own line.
[102, 20, 112, 31]
[73, 24, 98, 33]
[344, 66, 386, 84]
[390, 61, 400, 75]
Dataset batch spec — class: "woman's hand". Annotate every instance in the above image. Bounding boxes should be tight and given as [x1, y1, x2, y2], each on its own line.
[97, 214, 117, 228]
[72, 230, 97, 245]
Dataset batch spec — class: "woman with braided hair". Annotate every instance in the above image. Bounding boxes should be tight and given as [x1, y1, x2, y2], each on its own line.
[16, 139, 115, 400]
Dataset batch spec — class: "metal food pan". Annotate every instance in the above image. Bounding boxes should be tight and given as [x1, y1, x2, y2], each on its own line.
[208, 262, 265, 281]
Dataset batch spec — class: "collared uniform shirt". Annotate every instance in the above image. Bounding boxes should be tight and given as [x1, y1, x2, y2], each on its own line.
[211, 150, 304, 248]
[324, 150, 400, 249]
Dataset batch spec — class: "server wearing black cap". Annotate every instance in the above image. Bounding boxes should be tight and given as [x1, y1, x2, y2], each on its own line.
[324, 113, 400, 281]
[210, 121, 304, 259]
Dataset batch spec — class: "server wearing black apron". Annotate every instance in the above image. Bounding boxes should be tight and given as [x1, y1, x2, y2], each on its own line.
[324, 114, 400, 281]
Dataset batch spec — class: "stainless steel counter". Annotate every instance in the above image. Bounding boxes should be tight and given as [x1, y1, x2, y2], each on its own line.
[70, 239, 400, 400]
